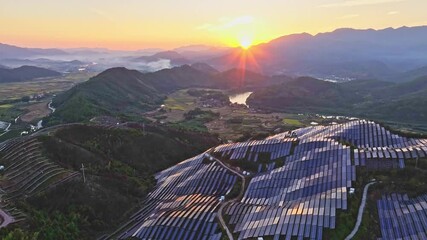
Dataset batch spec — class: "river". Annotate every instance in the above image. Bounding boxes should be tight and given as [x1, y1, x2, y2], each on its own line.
[229, 92, 253, 106]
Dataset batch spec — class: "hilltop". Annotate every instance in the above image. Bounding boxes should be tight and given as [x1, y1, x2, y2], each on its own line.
[0, 65, 61, 83]
[47, 67, 165, 124]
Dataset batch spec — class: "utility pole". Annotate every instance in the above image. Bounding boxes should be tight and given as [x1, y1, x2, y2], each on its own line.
[80, 163, 86, 183]
[416, 157, 419, 169]
[143, 123, 145, 135]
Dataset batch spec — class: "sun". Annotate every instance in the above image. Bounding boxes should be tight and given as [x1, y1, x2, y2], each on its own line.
[239, 35, 253, 49]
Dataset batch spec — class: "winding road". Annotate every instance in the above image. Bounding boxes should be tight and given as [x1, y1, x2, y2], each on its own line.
[345, 181, 377, 240]
[207, 153, 246, 240]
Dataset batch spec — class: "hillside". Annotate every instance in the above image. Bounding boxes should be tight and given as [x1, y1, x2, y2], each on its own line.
[142, 65, 220, 92]
[248, 76, 427, 123]
[393, 65, 427, 82]
[48, 67, 165, 124]
[0, 123, 219, 239]
[0, 66, 61, 83]
[190, 62, 219, 75]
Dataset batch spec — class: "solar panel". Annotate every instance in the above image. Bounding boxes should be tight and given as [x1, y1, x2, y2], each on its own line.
[377, 193, 427, 239]
[113, 120, 427, 240]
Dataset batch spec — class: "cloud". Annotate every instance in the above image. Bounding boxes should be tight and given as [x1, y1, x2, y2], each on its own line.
[320, 0, 406, 8]
[339, 14, 360, 19]
[196, 16, 254, 31]
[388, 11, 399, 15]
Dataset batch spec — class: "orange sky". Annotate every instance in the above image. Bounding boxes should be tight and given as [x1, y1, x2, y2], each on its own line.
[1, 0, 426, 50]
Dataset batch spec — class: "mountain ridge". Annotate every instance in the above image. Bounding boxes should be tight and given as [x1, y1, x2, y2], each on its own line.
[0, 65, 61, 83]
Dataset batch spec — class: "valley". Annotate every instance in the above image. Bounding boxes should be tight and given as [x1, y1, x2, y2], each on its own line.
[1, 19, 427, 240]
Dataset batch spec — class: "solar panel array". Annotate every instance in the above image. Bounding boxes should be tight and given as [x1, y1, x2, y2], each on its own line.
[118, 154, 237, 240]
[213, 138, 296, 173]
[377, 193, 427, 240]
[114, 120, 427, 240]
[289, 120, 427, 170]
[221, 120, 427, 239]
[225, 137, 354, 239]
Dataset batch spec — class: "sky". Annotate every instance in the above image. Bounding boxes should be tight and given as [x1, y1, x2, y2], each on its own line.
[1, 0, 426, 50]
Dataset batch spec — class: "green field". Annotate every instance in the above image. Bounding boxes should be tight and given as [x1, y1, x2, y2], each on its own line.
[0, 72, 94, 101]
[0, 104, 13, 109]
[282, 118, 303, 126]
[163, 89, 198, 111]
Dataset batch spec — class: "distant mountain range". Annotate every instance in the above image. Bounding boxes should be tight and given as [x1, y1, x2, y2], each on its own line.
[0, 58, 88, 73]
[0, 43, 68, 59]
[133, 51, 190, 66]
[0, 66, 61, 83]
[2, 26, 427, 81]
[208, 26, 427, 81]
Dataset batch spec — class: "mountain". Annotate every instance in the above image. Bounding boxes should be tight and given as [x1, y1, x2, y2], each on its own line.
[48, 67, 165, 124]
[0, 65, 61, 83]
[142, 64, 220, 92]
[209, 26, 427, 81]
[0, 43, 67, 59]
[48, 65, 293, 123]
[48, 65, 224, 123]
[190, 62, 219, 75]
[134, 51, 190, 66]
[248, 76, 427, 123]
[0, 58, 88, 73]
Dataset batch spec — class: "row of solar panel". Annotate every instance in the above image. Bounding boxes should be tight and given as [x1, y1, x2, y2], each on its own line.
[226, 135, 354, 239]
[354, 144, 427, 169]
[119, 155, 237, 239]
[213, 138, 296, 162]
[286, 120, 422, 149]
[378, 193, 427, 240]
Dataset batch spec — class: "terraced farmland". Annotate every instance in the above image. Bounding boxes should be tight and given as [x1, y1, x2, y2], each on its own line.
[0, 137, 78, 200]
[0, 136, 79, 222]
[112, 119, 427, 240]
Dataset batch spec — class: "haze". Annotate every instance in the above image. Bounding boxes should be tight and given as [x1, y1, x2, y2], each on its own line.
[1, 0, 427, 50]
